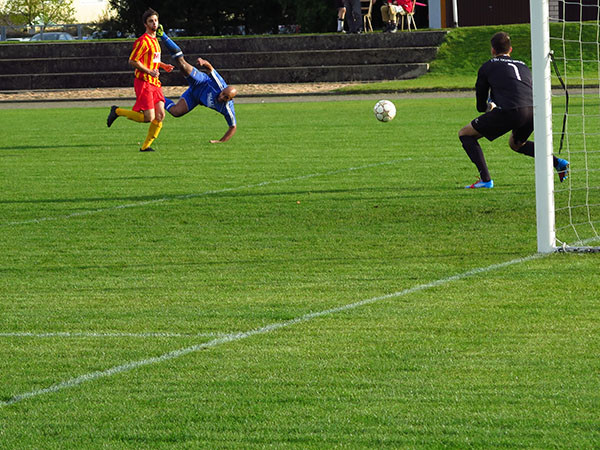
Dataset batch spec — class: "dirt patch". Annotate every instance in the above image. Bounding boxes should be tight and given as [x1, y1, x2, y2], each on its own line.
[0, 82, 361, 102]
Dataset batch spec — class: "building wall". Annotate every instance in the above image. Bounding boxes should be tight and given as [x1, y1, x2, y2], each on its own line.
[446, 0, 530, 27]
[436, 0, 596, 28]
[549, 0, 559, 20]
[559, 0, 598, 21]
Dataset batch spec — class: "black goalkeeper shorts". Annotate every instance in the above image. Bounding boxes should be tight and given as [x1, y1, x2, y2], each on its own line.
[471, 106, 534, 144]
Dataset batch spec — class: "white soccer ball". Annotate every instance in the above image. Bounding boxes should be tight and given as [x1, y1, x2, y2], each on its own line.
[373, 100, 396, 122]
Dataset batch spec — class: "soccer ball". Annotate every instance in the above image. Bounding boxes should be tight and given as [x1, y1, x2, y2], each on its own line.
[373, 100, 396, 122]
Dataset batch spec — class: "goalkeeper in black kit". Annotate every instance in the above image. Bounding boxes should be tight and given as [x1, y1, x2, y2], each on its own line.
[458, 31, 569, 189]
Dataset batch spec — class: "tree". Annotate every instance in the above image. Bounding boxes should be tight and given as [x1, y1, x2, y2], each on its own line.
[0, 0, 75, 27]
[107, 0, 338, 37]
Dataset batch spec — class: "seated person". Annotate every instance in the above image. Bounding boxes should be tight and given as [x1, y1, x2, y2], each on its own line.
[397, 0, 413, 13]
[381, 0, 399, 32]
[380, 0, 410, 32]
[381, 0, 414, 32]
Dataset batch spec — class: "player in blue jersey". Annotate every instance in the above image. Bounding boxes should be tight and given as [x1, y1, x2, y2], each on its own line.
[156, 26, 237, 143]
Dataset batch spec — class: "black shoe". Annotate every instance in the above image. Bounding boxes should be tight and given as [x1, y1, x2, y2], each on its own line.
[107, 105, 118, 128]
[139, 147, 155, 152]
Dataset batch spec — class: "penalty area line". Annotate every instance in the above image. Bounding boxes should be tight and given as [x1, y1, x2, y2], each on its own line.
[1, 160, 408, 227]
[0, 252, 545, 408]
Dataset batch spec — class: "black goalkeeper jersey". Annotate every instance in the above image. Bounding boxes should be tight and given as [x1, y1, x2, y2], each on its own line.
[475, 56, 533, 112]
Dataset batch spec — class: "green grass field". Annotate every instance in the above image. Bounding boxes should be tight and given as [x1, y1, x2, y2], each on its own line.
[1, 99, 599, 448]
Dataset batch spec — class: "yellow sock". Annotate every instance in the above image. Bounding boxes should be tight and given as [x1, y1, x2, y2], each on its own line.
[116, 108, 145, 123]
[141, 119, 163, 150]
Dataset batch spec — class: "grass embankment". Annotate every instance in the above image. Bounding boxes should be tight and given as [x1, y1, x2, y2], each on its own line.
[337, 22, 598, 93]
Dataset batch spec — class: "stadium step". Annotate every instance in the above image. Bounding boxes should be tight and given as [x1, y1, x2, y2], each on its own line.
[0, 63, 429, 90]
[0, 47, 438, 74]
[0, 31, 446, 90]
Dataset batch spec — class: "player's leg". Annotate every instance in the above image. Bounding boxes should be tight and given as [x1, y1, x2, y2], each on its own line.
[509, 135, 570, 182]
[141, 108, 155, 122]
[107, 105, 145, 127]
[510, 109, 569, 182]
[109, 79, 157, 128]
[155, 26, 194, 76]
[459, 123, 493, 187]
[509, 109, 535, 156]
[171, 56, 195, 77]
[156, 25, 182, 58]
[165, 98, 189, 117]
[165, 87, 194, 118]
[110, 78, 153, 127]
[140, 101, 164, 152]
[140, 87, 166, 152]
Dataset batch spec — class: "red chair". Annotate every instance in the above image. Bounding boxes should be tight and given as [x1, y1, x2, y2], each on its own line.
[399, 0, 418, 31]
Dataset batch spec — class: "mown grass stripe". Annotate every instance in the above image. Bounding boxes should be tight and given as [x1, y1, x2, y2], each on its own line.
[0, 252, 544, 408]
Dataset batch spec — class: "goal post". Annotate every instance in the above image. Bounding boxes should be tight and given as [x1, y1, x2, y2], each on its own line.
[530, 0, 600, 253]
[530, 0, 556, 253]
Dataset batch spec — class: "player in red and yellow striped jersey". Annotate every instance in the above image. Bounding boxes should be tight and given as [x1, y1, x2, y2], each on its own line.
[106, 8, 174, 152]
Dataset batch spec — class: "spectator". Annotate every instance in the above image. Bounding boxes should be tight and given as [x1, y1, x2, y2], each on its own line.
[397, 0, 414, 14]
[343, 0, 362, 33]
[380, 0, 400, 33]
[381, 0, 414, 33]
[335, 0, 346, 32]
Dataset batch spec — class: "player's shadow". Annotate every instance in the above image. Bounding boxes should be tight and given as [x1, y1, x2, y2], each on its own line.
[0, 194, 168, 205]
[0, 144, 96, 151]
[0, 187, 439, 206]
[1, 248, 515, 273]
[210, 187, 444, 201]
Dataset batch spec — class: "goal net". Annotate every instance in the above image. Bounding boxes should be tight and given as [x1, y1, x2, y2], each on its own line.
[530, 0, 600, 252]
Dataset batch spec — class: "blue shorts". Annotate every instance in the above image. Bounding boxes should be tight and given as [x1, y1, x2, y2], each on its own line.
[180, 68, 207, 113]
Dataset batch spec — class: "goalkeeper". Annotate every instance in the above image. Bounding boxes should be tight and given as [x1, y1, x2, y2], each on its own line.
[458, 31, 569, 188]
[157, 26, 237, 143]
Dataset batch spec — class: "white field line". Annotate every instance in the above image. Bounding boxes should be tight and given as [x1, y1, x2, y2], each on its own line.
[0, 252, 545, 408]
[1, 160, 406, 227]
[0, 331, 227, 339]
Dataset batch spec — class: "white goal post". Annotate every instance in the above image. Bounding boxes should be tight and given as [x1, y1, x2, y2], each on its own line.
[530, 0, 555, 253]
[530, 0, 600, 253]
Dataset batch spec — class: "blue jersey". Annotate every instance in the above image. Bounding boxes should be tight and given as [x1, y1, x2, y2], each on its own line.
[181, 68, 236, 127]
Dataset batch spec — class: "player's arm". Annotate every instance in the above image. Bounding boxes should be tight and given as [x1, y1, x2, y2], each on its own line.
[475, 71, 490, 113]
[210, 125, 236, 144]
[197, 57, 214, 73]
[159, 62, 174, 72]
[129, 58, 159, 78]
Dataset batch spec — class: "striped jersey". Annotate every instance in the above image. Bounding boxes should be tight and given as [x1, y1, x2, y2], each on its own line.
[129, 33, 162, 87]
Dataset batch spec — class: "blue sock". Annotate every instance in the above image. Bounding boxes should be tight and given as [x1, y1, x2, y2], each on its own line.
[165, 97, 175, 111]
[159, 33, 183, 58]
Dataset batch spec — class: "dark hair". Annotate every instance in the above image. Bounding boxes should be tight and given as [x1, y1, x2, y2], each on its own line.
[491, 32, 511, 54]
[142, 8, 158, 24]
